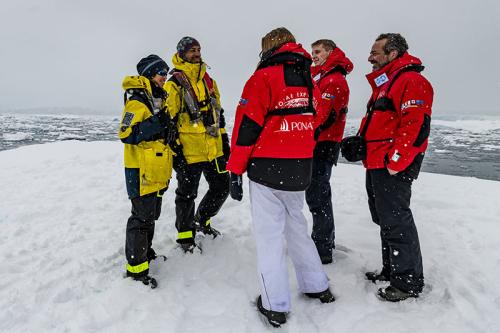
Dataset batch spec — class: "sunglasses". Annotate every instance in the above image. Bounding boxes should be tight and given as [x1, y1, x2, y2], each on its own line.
[156, 69, 169, 77]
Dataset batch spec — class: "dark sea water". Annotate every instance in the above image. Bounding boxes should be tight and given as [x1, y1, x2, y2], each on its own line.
[1, 113, 499, 181]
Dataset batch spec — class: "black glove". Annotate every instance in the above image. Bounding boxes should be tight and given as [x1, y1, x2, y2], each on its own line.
[219, 108, 227, 128]
[221, 132, 231, 160]
[320, 110, 337, 130]
[230, 173, 243, 201]
[164, 117, 177, 145]
[154, 108, 169, 127]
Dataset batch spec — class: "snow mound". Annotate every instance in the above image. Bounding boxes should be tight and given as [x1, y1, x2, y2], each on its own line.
[0, 141, 499, 332]
[2, 132, 33, 141]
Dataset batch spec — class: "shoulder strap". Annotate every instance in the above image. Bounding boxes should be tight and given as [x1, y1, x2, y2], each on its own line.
[124, 89, 154, 113]
[203, 72, 216, 97]
[171, 71, 204, 105]
[358, 104, 374, 137]
[171, 71, 191, 91]
[387, 64, 424, 94]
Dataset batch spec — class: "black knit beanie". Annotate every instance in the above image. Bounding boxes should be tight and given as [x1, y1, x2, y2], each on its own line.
[136, 54, 169, 78]
[176, 37, 200, 59]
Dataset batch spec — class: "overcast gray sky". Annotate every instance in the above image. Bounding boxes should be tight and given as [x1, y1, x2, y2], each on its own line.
[1, 0, 499, 117]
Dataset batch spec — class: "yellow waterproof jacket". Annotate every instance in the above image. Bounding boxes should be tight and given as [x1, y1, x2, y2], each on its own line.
[119, 75, 173, 199]
[163, 54, 226, 164]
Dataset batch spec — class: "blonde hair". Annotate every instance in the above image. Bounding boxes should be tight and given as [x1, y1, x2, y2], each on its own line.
[261, 27, 296, 53]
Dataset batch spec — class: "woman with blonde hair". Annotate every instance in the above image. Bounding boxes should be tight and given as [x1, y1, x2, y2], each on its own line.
[227, 27, 334, 327]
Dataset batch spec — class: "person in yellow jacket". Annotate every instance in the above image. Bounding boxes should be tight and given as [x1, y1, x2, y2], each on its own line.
[164, 37, 230, 252]
[119, 54, 174, 288]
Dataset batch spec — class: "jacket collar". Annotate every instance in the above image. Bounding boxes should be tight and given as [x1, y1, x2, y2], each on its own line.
[365, 52, 422, 91]
[257, 42, 312, 70]
[172, 53, 207, 82]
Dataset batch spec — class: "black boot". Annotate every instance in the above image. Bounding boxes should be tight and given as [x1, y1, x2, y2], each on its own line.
[305, 288, 335, 303]
[181, 242, 196, 253]
[320, 254, 333, 265]
[147, 248, 167, 262]
[377, 285, 419, 302]
[201, 224, 221, 238]
[126, 272, 158, 289]
[195, 217, 221, 238]
[178, 238, 201, 254]
[147, 248, 157, 262]
[365, 271, 390, 283]
[256, 296, 287, 328]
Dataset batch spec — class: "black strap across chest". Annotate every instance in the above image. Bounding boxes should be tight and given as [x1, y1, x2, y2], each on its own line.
[267, 106, 313, 117]
[169, 70, 214, 110]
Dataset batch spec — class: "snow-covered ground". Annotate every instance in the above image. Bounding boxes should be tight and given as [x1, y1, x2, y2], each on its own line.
[0, 141, 499, 332]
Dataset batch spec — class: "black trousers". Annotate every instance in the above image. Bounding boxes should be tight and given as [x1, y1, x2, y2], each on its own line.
[305, 156, 335, 257]
[366, 169, 424, 294]
[125, 191, 163, 276]
[174, 157, 229, 241]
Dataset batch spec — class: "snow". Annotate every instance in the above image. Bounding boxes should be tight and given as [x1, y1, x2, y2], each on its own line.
[1, 141, 499, 332]
[432, 119, 500, 133]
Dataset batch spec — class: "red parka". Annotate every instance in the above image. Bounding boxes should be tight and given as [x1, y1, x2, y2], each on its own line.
[311, 47, 353, 143]
[360, 52, 433, 175]
[227, 43, 328, 191]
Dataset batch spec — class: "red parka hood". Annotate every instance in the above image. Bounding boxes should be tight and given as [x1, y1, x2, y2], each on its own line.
[273, 42, 312, 60]
[257, 43, 312, 70]
[366, 52, 423, 90]
[311, 47, 353, 77]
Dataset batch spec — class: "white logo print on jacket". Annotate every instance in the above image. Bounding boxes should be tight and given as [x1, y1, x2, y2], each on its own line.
[275, 119, 313, 132]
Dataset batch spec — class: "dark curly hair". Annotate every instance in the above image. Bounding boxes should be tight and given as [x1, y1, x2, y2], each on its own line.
[376, 33, 408, 57]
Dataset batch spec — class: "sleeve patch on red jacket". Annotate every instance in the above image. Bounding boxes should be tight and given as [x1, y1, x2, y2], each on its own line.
[321, 92, 335, 100]
[401, 99, 424, 110]
[239, 98, 248, 106]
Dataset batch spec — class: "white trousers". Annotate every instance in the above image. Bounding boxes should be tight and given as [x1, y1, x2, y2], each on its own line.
[250, 180, 329, 312]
